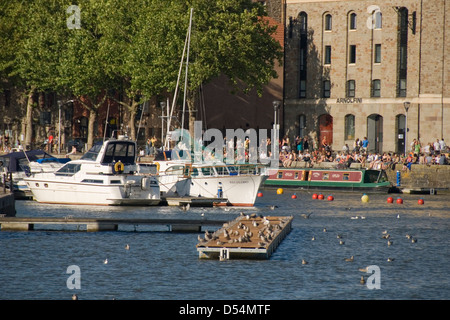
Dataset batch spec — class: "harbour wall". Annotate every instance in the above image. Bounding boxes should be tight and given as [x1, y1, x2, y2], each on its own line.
[386, 164, 450, 192]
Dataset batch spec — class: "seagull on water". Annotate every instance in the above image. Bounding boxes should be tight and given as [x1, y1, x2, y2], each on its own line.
[72, 294, 78, 300]
[344, 256, 354, 262]
[125, 244, 130, 250]
[302, 259, 308, 265]
[104, 258, 108, 264]
[360, 276, 366, 285]
[387, 257, 395, 262]
[339, 240, 345, 245]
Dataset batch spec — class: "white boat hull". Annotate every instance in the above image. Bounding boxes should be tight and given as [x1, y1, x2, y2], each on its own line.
[156, 161, 267, 207]
[25, 175, 160, 206]
[189, 174, 267, 207]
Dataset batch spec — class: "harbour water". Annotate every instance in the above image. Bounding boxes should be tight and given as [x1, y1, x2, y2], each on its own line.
[0, 189, 449, 301]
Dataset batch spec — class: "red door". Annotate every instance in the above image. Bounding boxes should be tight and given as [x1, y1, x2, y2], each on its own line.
[319, 114, 333, 149]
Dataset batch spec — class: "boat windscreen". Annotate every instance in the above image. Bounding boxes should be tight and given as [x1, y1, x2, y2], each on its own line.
[81, 143, 102, 161]
[101, 141, 135, 165]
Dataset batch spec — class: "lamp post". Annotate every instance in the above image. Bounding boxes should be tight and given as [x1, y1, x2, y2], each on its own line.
[57, 100, 62, 154]
[160, 101, 166, 150]
[403, 101, 410, 155]
[273, 100, 281, 154]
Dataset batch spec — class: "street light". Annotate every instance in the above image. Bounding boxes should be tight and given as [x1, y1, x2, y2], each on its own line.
[403, 101, 410, 155]
[160, 101, 166, 150]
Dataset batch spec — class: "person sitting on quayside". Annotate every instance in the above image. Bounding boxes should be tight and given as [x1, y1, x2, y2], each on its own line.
[66, 145, 77, 158]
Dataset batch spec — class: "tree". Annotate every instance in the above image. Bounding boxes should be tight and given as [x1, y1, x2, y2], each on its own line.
[174, 0, 283, 136]
[4, 0, 68, 149]
[57, 1, 119, 149]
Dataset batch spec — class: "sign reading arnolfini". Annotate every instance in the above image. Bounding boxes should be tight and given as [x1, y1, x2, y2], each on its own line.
[336, 98, 363, 104]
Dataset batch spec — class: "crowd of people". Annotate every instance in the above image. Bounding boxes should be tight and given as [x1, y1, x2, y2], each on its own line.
[279, 136, 448, 170]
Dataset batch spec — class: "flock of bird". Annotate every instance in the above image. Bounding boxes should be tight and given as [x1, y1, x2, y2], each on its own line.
[299, 212, 419, 285]
[197, 212, 285, 249]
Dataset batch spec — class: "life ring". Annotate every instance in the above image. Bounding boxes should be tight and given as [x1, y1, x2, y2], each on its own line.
[114, 161, 124, 174]
[154, 162, 160, 172]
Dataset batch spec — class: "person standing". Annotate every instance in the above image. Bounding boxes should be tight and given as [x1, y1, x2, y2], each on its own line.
[414, 139, 421, 155]
[48, 134, 53, 153]
[362, 137, 369, 152]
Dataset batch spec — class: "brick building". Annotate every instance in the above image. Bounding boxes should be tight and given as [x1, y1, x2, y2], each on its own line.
[283, 0, 449, 154]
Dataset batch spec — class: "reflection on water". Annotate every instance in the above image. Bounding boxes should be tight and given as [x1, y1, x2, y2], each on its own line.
[0, 190, 449, 300]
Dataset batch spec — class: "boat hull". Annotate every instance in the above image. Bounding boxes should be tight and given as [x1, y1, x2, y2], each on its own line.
[25, 175, 160, 206]
[264, 168, 392, 193]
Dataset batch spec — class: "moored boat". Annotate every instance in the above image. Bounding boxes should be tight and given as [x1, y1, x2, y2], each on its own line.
[0, 150, 70, 199]
[155, 159, 268, 207]
[264, 167, 392, 193]
[24, 136, 160, 205]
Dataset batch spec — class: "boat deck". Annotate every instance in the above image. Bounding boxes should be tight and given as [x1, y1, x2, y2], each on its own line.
[197, 214, 293, 260]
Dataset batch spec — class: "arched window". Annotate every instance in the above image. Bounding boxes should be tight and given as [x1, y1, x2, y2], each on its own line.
[373, 10, 382, 29]
[349, 12, 357, 30]
[345, 114, 355, 140]
[324, 13, 332, 31]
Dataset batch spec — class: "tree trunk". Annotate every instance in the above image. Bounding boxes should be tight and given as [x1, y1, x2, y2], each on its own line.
[24, 86, 35, 149]
[87, 109, 97, 151]
[129, 100, 139, 141]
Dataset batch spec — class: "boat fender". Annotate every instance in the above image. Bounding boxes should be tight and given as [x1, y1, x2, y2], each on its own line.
[154, 162, 160, 172]
[114, 160, 124, 174]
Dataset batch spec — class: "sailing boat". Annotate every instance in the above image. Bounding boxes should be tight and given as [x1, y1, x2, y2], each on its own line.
[154, 9, 267, 207]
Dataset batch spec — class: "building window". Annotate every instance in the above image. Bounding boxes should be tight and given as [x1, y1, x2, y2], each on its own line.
[298, 12, 308, 99]
[298, 114, 306, 138]
[324, 45, 331, 65]
[349, 13, 357, 30]
[347, 80, 355, 97]
[374, 44, 381, 63]
[374, 11, 382, 29]
[397, 7, 408, 97]
[398, 79, 407, 97]
[323, 80, 331, 98]
[372, 79, 381, 97]
[349, 45, 356, 64]
[324, 14, 332, 31]
[40, 111, 52, 125]
[299, 80, 306, 98]
[345, 114, 355, 140]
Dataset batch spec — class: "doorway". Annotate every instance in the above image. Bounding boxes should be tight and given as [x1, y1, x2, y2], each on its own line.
[318, 114, 333, 149]
[396, 114, 406, 154]
[367, 114, 383, 153]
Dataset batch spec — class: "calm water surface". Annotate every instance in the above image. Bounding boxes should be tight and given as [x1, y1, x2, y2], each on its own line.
[0, 189, 449, 300]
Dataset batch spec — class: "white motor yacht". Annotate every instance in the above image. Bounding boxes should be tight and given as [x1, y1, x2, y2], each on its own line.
[25, 136, 160, 205]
